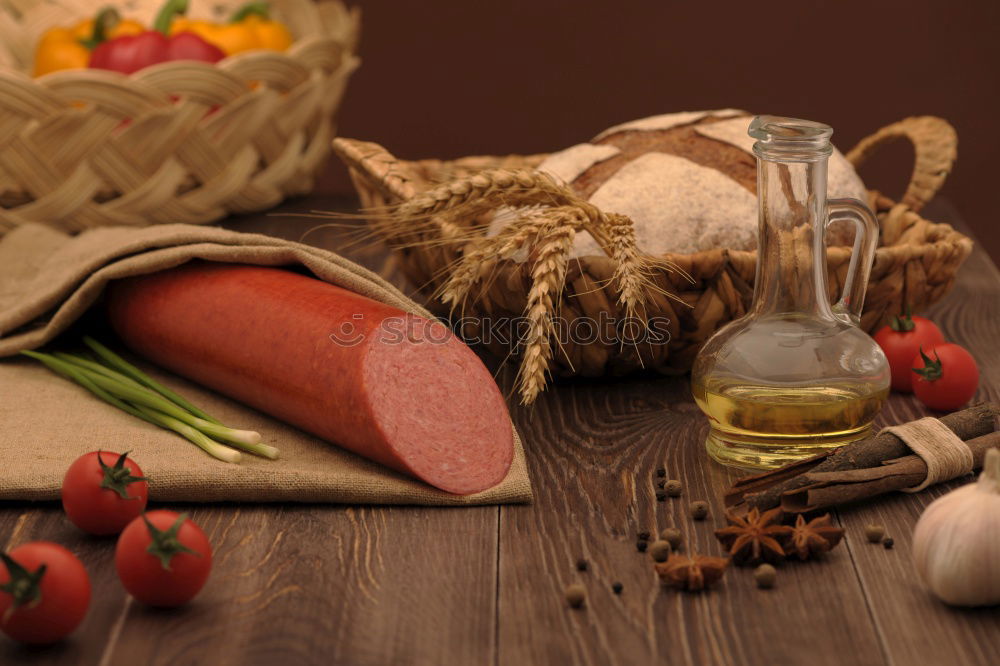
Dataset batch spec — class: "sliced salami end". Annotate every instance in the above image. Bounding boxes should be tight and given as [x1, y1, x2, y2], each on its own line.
[362, 320, 514, 494]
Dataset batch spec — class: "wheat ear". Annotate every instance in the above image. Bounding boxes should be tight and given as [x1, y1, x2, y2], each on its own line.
[439, 214, 547, 314]
[396, 169, 583, 221]
[604, 213, 653, 317]
[517, 211, 579, 405]
[344, 163, 679, 403]
[361, 168, 573, 254]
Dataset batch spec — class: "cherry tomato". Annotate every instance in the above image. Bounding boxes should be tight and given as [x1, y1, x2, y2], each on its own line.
[873, 310, 945, 393]
[911, 343, 980, 412]
[115, 510, 212, 607]
[62, 451, 149, 536]
[0, 542, 91, 644]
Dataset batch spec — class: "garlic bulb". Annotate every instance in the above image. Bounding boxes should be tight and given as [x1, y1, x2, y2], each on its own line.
[912, 448, 1000, 607]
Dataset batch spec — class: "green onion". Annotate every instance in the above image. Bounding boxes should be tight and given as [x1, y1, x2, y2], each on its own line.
[62, 355, 270, 455]
[22, 345, 279, 462]
[131, 405, 243, 464]
[82, 336, 223, 425]
[52, 352, 147, 390]
[25, 351, 155, 425]
[22, 351, 242, 464]
[55, 351, 276, 458]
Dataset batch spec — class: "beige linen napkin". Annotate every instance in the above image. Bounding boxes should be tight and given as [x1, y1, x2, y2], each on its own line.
[0, 223, 532, 505]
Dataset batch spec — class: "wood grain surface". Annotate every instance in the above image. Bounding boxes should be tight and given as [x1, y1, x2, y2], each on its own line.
[0, 196, 997, 666]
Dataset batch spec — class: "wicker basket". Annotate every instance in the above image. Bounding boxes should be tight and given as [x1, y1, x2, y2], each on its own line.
[333, 116, 972, 402]
[0, 0, 359, 234]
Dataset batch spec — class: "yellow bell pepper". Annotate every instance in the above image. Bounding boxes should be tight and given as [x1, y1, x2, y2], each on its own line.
[169, 2, 293, 56]
[34, 9, 145, 77]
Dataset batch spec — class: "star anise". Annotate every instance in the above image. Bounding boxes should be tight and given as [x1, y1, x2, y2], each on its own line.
[654, 554, 728, 591]
[714, 507, 793, 565]
[785, 513, 845, 560]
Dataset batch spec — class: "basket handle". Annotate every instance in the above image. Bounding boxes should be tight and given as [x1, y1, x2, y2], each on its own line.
[331, 138, 418, 202]
[845, 116, 957, 213]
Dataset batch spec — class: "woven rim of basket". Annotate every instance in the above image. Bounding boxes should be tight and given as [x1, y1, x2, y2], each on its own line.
[332, 116, 970, 403]
[0, 0, 360, 234]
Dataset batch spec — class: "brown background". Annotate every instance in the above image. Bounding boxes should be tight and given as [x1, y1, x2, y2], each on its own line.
[325, 0, 1000, 262]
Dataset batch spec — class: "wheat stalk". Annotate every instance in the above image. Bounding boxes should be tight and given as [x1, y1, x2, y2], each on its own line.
[516, 210, 580, 405]
[345, 165, 678, 404]
[397, 169, 574, 221]
[439, 213, 547, 315]
[361, 168, 570, 258]
[605, 213, 653, 317]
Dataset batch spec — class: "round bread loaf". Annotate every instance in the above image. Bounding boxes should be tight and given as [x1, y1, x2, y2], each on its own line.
[493, 110, 868, 256]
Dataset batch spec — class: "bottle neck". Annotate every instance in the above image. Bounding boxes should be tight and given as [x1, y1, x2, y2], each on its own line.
[750, 153, 833, 318]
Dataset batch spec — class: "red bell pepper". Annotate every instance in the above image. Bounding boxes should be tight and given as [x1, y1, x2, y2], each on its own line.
[89, 0, 225, 75]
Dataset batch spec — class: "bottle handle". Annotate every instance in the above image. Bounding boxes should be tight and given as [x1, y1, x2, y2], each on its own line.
[826, 198, 879, 325]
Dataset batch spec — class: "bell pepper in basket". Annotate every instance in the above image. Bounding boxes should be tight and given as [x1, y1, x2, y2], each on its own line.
[33, 9, 145, 76]
[169, 2, 293, 55]
[89, 0, 225, 75]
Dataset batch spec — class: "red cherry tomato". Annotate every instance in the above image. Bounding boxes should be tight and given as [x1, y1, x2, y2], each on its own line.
[873, 310, 945, 392]
[911, 343, 980, 412]
[0, 542, 91, 644]
[62, 451, 149, 536]
[115, 510, 212, 607]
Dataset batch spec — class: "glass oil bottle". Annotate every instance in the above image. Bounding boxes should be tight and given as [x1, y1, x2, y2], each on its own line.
[691, 116, 891, 470]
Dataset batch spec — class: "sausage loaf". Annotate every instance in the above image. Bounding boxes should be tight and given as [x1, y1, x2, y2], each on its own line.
[106, 262, 514, 494]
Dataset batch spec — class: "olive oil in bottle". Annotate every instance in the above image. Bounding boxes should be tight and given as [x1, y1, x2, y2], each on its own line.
[691, 376, 889, 469]
[689, 116, 891, 470]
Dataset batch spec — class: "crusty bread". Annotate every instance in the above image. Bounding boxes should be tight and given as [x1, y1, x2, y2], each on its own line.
[492, 110, 868, 256]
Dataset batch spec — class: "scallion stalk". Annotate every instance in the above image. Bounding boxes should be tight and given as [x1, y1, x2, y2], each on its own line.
[131, 405, 243, 464]
[52, 352, 147, 390]
[22, 351, 242, 464]
[197, 426, 279, 460]
[24, 351, 156, 425]
[55, 351, 274, 458]
[73, 347, 276, 458]
[82, 336, 223, 425]
[22, 348, 276, 462]
[61, 360, 269, 454]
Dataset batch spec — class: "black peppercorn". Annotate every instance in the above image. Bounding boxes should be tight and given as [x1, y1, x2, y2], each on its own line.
[637, 531, 651, 541]
[636, 540, 648, 553]
[656, 467, 666, 478]
[656, 480, 666, 489]
[612, 582, 623, 594]
[883, 537, 894, 549]
[656, 491, 667, 502]
[576, 559, 588, 572]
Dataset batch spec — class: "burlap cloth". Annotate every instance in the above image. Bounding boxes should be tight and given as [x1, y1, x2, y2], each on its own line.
[0, 223, 532, 505]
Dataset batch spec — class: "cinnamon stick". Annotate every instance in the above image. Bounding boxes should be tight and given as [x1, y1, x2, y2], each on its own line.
[780, 431, 1000, 512]
[725, 403, 999, 512]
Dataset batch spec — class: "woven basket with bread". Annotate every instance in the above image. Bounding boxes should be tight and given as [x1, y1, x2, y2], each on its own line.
[0, 0, 358, 234]
[332, 111, 972, 403]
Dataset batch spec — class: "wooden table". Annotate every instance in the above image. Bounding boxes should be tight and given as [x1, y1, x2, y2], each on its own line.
[2, 190, 998, 666]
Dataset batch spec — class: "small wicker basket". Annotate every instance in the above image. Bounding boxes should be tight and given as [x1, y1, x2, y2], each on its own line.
[0, 0, 359, 234]
[333, 116, 973, 402]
